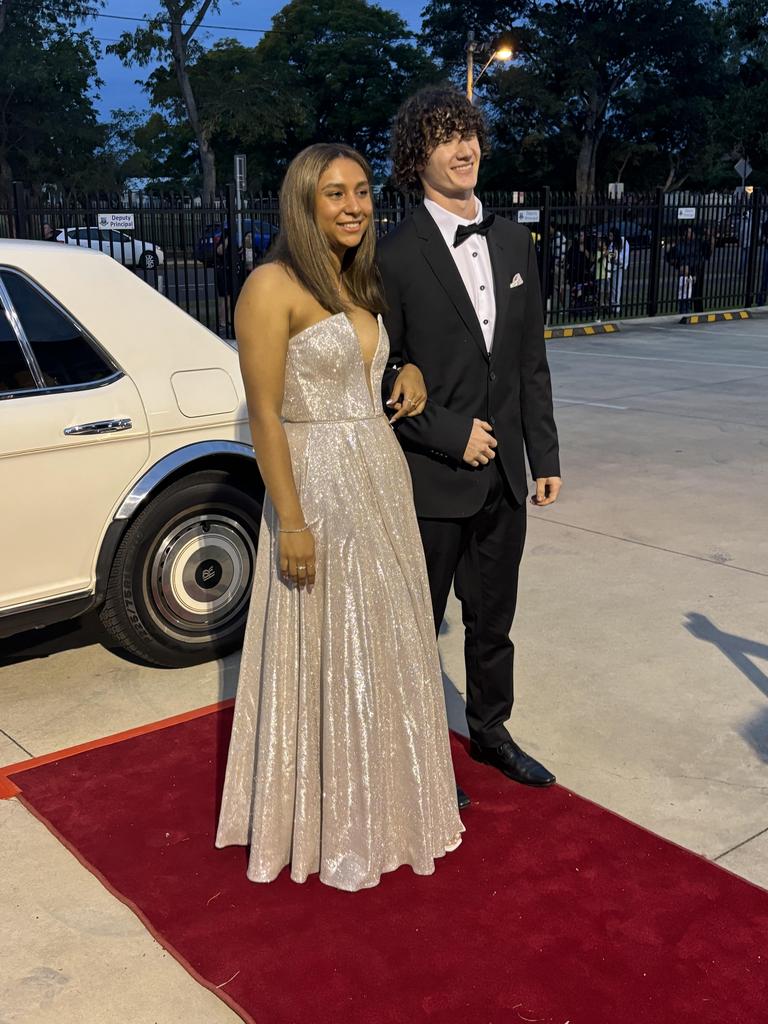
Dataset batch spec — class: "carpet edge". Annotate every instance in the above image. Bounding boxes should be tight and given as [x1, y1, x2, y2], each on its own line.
[16, 793, 256, 1024]
[0, 698, 235, 797]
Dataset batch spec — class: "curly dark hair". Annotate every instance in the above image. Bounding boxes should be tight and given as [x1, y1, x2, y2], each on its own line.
[390, 85, 489, 191]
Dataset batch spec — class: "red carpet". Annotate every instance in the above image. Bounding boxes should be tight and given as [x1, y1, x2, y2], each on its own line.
[5, 706, 767, 1024]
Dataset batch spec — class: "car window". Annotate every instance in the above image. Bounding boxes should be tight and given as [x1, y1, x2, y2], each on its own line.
[0, 271, 116, 389]
[0, 296, 36, 393]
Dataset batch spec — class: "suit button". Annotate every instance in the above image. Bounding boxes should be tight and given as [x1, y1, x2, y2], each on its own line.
[489, 371, 496, 382]
[489, 416, 496, 425]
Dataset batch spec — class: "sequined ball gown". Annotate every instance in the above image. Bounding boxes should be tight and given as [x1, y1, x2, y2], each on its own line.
[215, 312, 463, 891]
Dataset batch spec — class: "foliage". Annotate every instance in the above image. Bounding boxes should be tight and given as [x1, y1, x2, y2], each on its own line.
[0, 1, 110, 199]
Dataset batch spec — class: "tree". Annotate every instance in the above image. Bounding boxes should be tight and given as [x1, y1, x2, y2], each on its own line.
[109, 1, 221, 199]
[0, 1, 105, 202]
[717, 0, 768, 187]
[421, 0, 728, 193]
[249, 0, 439, 182]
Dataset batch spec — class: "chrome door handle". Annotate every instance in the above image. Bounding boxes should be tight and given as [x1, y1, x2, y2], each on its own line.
[63, 418, 133, 436]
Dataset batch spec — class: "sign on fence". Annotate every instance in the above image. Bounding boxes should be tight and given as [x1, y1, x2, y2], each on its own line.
[97, 213, 135, 231]
[677, 208, 696, 220]
[517, 209, 540, 224]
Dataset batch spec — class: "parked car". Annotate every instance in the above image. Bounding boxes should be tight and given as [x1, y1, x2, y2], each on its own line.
[591, 220, 652, 246]
[195, 218, 276, 265]
[0, 239, 262, 666]
[57, 226, 165, 271]
[713, 210, 746, 247]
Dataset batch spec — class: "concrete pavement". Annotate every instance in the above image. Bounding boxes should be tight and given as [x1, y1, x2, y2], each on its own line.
[2, 314, 767, 1022]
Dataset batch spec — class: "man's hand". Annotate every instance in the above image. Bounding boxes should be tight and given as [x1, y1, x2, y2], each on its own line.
[463, 419, 497, 467]
[531, 476, 562, 507]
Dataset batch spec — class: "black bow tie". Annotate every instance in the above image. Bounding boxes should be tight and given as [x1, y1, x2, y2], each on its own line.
[453, 213, 495, 248]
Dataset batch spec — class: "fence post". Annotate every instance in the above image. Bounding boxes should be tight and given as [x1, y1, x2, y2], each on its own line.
[540, 186, 551, 323]
[744, 186, 761, 308]
[12, 181, 28, 239]
[646, 186, 665, 317]
[225, 183, 240, 335]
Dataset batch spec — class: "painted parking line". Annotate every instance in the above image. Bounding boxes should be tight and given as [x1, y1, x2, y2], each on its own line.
[554, 398, 629, 410]
[546, 350, 768, 371]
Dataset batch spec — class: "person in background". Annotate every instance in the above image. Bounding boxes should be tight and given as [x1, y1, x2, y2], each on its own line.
[42, 222, 58, 242]
[215, 227, 240, 334]
[242, 230, 255, 277]
[678, 263, 694, 315]
[607, 227, 629, 316]
[593, 235, 612, 319]
[564, 228, 593, 317]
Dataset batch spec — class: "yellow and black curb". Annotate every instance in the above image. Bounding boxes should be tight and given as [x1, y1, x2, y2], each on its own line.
[681, 310, 751, 325]
[545, 323, 620, 339]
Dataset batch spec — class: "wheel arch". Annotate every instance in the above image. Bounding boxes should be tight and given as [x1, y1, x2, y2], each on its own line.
[94, 441, 263, 604]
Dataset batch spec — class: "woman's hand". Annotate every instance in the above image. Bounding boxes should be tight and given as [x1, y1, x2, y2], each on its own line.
[387, 363, 427, 423]
[279, 527, 316, 589]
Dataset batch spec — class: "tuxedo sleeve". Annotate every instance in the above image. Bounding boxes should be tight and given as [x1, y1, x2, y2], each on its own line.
[380, 247, 473, 462]
[520, 232, 560, 479]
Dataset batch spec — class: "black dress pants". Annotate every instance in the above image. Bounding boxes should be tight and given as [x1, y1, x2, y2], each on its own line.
[417, 462, 527, 748]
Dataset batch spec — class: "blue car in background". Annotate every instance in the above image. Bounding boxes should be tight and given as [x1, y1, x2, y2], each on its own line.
[195, 218, 276, 265]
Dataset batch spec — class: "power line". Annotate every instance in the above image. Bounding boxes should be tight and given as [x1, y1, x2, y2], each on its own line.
[90, 10, 274, 35]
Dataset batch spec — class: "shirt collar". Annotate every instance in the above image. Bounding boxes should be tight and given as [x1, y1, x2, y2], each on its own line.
[424, 196, 483, 249]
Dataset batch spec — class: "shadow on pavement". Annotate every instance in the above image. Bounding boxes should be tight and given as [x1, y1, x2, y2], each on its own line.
[684, 611, 768, 760]
[685, 612, 768, 699]
[0, 612, 105, 665]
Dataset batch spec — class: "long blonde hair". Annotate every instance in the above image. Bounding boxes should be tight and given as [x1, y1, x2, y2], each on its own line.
[268, 143, 385, 316]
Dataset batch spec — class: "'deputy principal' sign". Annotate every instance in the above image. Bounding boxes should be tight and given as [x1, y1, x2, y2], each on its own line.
[98, 213, 135, 231]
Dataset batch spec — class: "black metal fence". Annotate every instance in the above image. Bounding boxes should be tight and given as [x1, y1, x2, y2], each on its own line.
[2, 182, 767, 334]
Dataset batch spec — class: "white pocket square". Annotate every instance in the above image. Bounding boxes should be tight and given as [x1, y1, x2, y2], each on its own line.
[510, 273, 524, 288]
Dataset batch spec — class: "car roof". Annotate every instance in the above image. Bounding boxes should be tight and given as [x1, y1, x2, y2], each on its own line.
[0, 237, 104, 260]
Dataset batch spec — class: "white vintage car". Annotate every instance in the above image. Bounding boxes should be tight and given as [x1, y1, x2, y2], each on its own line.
[0, 239, 262, 666]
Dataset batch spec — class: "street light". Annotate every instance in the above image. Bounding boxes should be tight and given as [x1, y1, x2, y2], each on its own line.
[466, 31, 513, 102]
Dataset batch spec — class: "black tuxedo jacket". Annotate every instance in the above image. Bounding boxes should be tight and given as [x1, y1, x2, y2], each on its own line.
[378, 203, 560, 518]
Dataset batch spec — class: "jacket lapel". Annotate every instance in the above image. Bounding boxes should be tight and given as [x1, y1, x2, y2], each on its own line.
[487, 225, 509, 361]
[413, 204, 488, 362]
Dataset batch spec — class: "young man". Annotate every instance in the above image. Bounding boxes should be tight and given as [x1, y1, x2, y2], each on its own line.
[380, 86, 561, 804]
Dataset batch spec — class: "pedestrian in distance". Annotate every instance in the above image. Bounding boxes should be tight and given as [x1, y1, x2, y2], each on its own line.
[216, 142, 464, 892]
[564, 228, 594, 318]
[378, 85, 561, 804]
[607, 227, 629, 317]
[593, 234, 612, 320]
[678, 263, 694, 315]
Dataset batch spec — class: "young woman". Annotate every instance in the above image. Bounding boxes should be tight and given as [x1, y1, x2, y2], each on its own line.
[215, 143, 464, 891]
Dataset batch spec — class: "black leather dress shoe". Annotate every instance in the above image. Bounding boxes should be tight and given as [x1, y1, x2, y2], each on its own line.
[457, 785, 471, 810]
[470, 739, 555, 787]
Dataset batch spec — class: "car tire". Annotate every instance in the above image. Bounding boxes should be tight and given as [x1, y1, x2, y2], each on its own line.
[100, 470, 261, 667]
[139, 250, 158, 271]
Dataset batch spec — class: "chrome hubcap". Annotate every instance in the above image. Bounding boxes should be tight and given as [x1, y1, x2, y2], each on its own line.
[148, 514, 255, 641]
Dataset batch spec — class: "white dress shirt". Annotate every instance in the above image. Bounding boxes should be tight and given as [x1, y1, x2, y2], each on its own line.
[424, 195, 496, 352]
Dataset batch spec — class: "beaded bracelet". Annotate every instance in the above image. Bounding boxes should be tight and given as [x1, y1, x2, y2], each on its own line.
[279, 524, 310, 534]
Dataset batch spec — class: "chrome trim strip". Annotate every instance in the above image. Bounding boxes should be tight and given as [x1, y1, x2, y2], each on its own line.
[115, 440, 256, 520]
[64, 417, 133, 436]
[0, 370, 125, 401]
[0, 588, 93, 618]
[0, 273, 45, 388]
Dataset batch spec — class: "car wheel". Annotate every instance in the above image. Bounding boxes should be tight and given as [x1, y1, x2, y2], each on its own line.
[139, 250, 158, 270]
[100, 470, 261, 667]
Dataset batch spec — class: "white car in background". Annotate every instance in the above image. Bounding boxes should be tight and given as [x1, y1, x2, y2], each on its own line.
[0, 240, 262, 666]
[56, 226, 165, 271]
